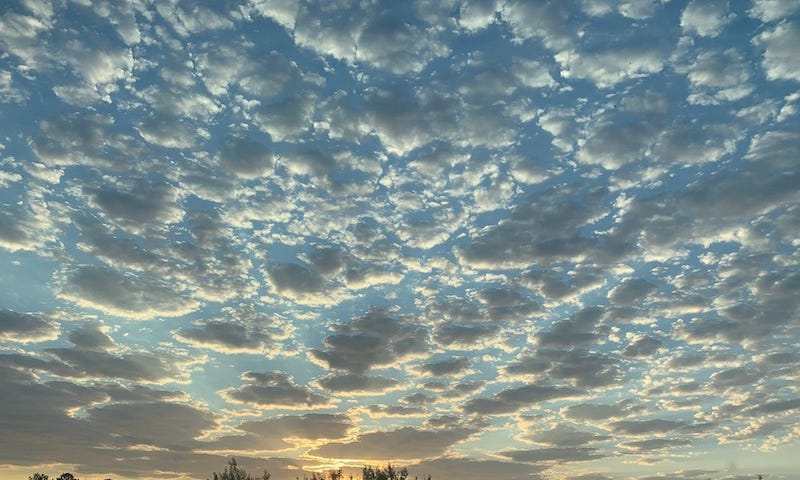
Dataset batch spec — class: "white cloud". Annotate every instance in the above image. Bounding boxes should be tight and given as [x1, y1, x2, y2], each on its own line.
[681, 0, 733, 37]
[754, 21, 800, 82]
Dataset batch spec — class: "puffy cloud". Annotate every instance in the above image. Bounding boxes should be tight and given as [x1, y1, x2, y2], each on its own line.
[307, 426, 476, 461]
[462, 383, 583, 415]
[217, 134, 274, 178]
[749, 0, 800, 22]
[0, 310, 59, 343]
[685, 49, 752, 104]
[456, 186, 612, 268]
[754, 21, 800, 82]
[84, 179, 184, 232]
[206, 413, 352, 452]
[174, 320, 291, 356]
[522, 423, 610, 447]
[501, 1, 577, 50]
[418, 356, 471, 377]
[561, 401, 640, 421]
[58, 265, 200, 320]
[409, 457, 543, 480]
[67, 323, 115, 350]
[310, 307, 429, 373]
[608, 278, 657, 305]
[314, 373, 399, 394]
[497, 446, 604, 463]
[555, 46, 665, 89]
[680, 1, 733, 37]
[221, 371, 332, 409]
[623, 336, 663, 357]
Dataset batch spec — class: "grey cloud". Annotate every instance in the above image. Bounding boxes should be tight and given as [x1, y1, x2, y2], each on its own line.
[44, 346, 191, 384]
[623, 336, 663, 357]
[68, 324, 114, 350]
[174, 319, 288, 355]
[419, 357, 471, 377]
[367, 404, 426, 417]
[290, 2, 448, 75]
[409, 457, 543, 480]
[85, 179, 183, 230]
[666, 351, 706, 369]
[536, 306, 607, 347]
[621, 438, 691, 451]
[710, 367, 761, 389]
[267, 262, 325, 295]
[59, 265, 199, 319]
[524, 424, 610, 447]
[136, 113, 198, 149]
[85, 401, 217, 450]
[32, 113, 148, 171]
[222, 371, 330, 409]
[315, 373, 399, 393]
[498, 446, 604, 463]
[308, 426, 476, 461]
[463, 384, 583, 415]
[218, 134, 273, 178]
[253, 93, 315, 141]
[610, 419, 687, 435]
[744, 398, 800, 416]
[608, 278, 657, 305]
[479, 286, 541, 321]
[562, 401, 639, 421]
[521, 267, 605, 300]
[501, 1, 577, 49]
[0, 309, 59, 343]
[207, 413, 352, 452]
[456, 186, 612, 268]
[310, 307, 429, 373]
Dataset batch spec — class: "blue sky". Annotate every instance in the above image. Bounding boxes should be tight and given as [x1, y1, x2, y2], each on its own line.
[1, 1, 799, 479]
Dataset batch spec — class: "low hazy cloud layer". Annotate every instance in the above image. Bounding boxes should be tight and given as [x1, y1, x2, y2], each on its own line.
[0, 1, 799, 480]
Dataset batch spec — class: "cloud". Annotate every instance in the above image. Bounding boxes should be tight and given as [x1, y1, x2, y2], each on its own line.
[174, 316, 292, 356]
[749, 0, 800, 22]
[307, 426, 476, 461]
[555, 45, 665, 89]
[623, 336, 663, 357]
[462, 383, 583, 415]
[456, 186, 612, 268]
[562, 401, 640, 421]
[314, 373, 399, 394]
[217, 134, 274, 178]
[205, 413, 352, 452]
[67, 323, 115, 350]
[522, 423, 610, 447]
[754, 21, 800, 82]
[310, 307, 429, 373]
[680, 0, 733, 37]
[620, 438, 692, 452]
[221, 371, 332, 409]
[409, 457, 543, 480]
[84, 179, 184, 232]
[608, 278, 657, 305]
[497, 446, 604, 463]
[0, 309, 59, 343]
[418, 357, 471, 377]
[58, 265, 200, 319]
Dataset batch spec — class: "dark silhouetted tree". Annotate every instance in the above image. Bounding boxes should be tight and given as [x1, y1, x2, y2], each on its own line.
[56, 473, 77, 480]
[210, 458, 270, 480]
[29, 474, 49, 480]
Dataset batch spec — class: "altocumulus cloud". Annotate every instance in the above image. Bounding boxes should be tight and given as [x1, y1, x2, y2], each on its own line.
[1, 0, 799, 479]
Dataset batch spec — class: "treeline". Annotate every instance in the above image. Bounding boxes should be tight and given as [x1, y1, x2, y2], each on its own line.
[28, 458, 429, 480]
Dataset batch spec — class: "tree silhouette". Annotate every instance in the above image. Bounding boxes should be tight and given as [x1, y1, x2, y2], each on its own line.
[210, 458, 270, 480]
[28, 474, 49, 480]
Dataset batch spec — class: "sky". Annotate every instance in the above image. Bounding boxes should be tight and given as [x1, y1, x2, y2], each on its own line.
[0, 0, 799, 479]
